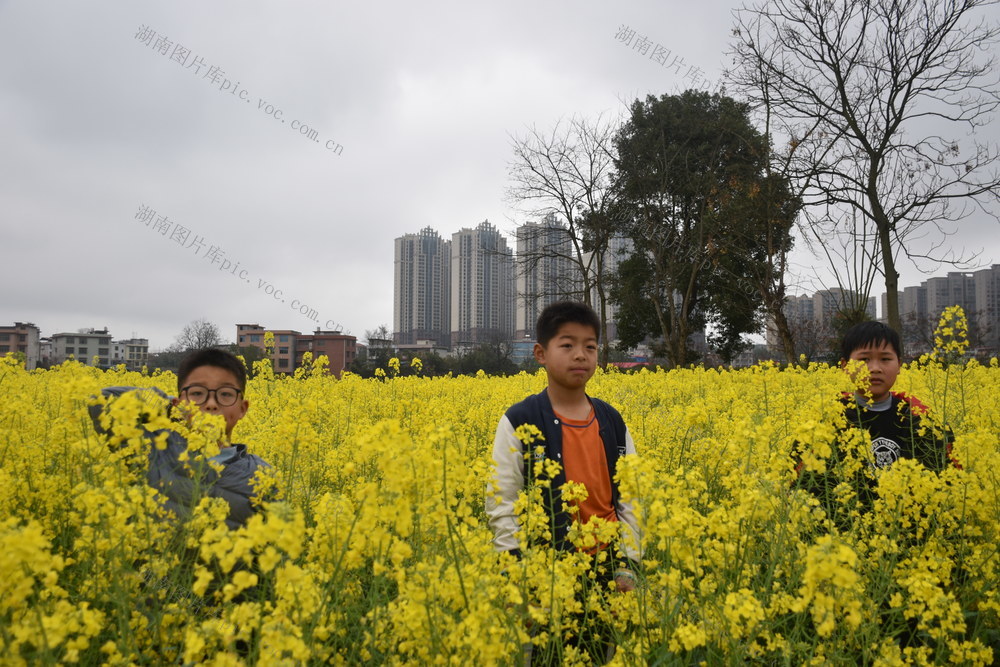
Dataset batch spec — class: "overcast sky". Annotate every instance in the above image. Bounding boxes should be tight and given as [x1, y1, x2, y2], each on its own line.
[2, 1, 998, 350]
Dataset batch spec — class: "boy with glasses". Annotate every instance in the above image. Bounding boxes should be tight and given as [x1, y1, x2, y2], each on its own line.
[90, 348, 273, 529]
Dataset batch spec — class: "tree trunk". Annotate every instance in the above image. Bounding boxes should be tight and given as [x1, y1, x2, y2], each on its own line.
[879, 223, 901, 332]
[653, 254, 684, 369]
[669, 282, 690, 368]
[772, 306, 797, 364]
[671, 288, 689, 369]
[596, 259, 610, 367]
[870, 197, 901, 331]
[650, 298, 675, 369]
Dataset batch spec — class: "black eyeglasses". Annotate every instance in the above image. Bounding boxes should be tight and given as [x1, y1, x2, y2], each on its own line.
[180, 384, 242, 407]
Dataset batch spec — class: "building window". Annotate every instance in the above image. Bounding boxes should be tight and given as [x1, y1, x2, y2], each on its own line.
[98, 348, 109, 355]
[279, 335, 289, 342]
[79, 348, 88, 356]
[250, 335, 262, 343]
[65, 347, 74, 354]
[18, 334, 26, 342]
[239, 336, 245, 343]
[279, 347, 288, 354]
[0, 333, 8, 341]
[0, 345, 8, 353]
[18, 345, 26, 353]
[278, 358, 289, 369]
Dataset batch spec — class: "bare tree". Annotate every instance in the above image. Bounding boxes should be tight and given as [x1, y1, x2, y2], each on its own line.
[365, 324, 392, 345]
[809, 210, 883, 322]
[899, 311, 939, 357]
[721, 50, 825, 363]
[365, 324, 393, 360]
[514, 214, 584, 303]
[172, 318, 225, 351]
[506, 114, 621, 363]
[729, 0, 1000, 332]
[782, 314, 836, 361]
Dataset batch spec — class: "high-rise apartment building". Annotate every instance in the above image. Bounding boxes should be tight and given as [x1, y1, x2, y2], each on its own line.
[881, 266, 1000, 355]
[512, 215, 630, 343]
[890, 283, 933, 354]
[393, 227, 451, 347]
[812, 289, 875, 327]
[514, 215, 577, 339]
[973, 264, 1000, 351]
[597, 235, 632, 342]
[901, 285, 928, 321]
[394, 219, 625, 352]
[766, 290, 874, 358]
[786, 293, 816, 322]
[925, 272, 977, 321]
[765, 294, 814, 350]
[451, 220, 514, 346]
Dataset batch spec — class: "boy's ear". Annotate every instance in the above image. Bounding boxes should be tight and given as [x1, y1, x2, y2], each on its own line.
[233, 400, 249, 425]
[533, 343, 546, 365]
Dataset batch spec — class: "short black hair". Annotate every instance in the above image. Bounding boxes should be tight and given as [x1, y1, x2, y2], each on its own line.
[840, 321, 902, 361]
[536, 301, 601, 347]
[177, 348, 247, 393]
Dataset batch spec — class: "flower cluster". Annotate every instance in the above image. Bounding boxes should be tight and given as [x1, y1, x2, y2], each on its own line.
[931, 304, 970, 363]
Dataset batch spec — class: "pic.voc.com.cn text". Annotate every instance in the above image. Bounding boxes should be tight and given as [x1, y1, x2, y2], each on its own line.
[134, 25, 343, 156]
[133, 203, 346, 332]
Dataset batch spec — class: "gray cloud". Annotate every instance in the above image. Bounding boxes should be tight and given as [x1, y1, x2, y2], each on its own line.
[1, 0, 996, 348]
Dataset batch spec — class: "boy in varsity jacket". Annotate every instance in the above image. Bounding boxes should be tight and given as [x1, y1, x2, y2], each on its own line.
[485, 301, 641, 584]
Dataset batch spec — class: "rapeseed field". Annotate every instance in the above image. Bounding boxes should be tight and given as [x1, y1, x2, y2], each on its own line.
[1, 322, 998, 664]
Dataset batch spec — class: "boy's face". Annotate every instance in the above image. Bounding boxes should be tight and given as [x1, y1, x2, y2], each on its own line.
[173, 365, 248, 439]
[534, 322, 598, 392]
[845, 341, 901, 403]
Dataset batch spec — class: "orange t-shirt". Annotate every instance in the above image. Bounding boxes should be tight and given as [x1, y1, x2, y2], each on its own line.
[557, 408, 619, 526]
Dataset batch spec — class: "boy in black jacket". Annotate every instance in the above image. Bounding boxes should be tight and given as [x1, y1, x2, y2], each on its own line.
[797, 321, 953, 514]
[840, 322, 951, 472]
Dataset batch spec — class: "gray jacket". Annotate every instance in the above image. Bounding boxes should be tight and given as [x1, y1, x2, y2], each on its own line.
[89, 386, 273, 529]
